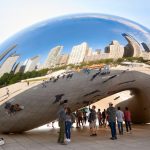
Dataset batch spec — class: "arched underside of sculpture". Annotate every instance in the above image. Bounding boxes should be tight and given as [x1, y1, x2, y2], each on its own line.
[0, 70, 150, 133]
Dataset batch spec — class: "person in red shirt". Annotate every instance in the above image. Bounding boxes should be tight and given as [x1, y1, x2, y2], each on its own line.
[124, 107, 132, 133]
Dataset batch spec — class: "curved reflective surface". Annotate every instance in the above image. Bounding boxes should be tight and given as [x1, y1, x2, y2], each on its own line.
[0, 13, 150, 77]
[0, 14, 150, 133]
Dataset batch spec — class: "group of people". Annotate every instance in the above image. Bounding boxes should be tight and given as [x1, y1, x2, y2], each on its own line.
[107, 102, 132, 140]
[57, 102, 132, 145]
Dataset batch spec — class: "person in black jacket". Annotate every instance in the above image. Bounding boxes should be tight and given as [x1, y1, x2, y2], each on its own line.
[88, 105, 97, 136]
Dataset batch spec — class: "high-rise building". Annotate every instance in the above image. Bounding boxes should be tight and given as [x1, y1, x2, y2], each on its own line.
[0, 44, 17, 62]
[24, 56, 39, 72]
[68, 42, 89, 64]
[105, 40, 124, 59]
[0, 54, 20, 77]
[122, 33, 141, 57]
[44, 46, 63, 68]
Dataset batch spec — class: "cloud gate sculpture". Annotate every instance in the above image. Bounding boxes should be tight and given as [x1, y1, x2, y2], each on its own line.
[0, 13, 150, 133]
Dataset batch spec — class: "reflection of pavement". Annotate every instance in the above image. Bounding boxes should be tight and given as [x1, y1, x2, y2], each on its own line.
[0, 82, 41, 105]
[0, 124, 150, 150]
[0, 70, 66, 105]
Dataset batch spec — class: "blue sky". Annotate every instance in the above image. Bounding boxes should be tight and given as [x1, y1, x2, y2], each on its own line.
[0, 0, 150, 43]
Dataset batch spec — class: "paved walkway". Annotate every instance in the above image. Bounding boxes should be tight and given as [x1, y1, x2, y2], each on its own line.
[0, 124, 150, 150]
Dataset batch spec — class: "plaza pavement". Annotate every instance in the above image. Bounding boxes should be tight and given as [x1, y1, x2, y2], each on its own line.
[0, 124, 150, 150]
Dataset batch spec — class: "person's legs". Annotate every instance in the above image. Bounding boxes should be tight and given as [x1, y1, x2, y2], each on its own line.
[121, 122, 123, 134]
[128, 121, 132, 131]
[58, 121, 65, 143]
[65, 122, 68, 139]
[109, 122, 114, 138]
[68, 122, 72, 139]
[117, 122, 121, 134]
[109, 122, 117, 139]
[125, 121, 129, 132]
[113, 122, 117, 138]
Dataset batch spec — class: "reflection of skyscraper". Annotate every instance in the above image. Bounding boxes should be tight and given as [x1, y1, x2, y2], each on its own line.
[0, 54, 19, 77]
[24, 56, 39, 72]
[0, 44, 17, 62]
[105, 40, 124, 59]
[122, 33, 141, 57]
[44, 46, 63, 68]
[141, 42, 150, 52]
[68, 42, 89, 64]
[58, 54, 69, 65]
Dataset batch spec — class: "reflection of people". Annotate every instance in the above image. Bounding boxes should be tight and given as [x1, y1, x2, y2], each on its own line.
[6, 88, 9, 97]
[4, 102, 24, 115]
[107, 102, 117, 140]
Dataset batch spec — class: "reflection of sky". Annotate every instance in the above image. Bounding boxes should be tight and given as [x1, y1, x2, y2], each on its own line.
[0, 14, 150, 64]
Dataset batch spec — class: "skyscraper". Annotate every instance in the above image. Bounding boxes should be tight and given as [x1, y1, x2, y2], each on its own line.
[68, 42, 89, 64]
[122, 33, 141, 57]
[44, 46, 63, 68]
[105, 40, 124, 59]
[24, 56, 39, 72]
[0, 54, 20, 77]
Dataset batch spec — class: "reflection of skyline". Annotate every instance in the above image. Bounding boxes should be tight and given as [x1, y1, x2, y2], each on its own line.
[0, 14, 150, 63]
[0, 32, 150, 77]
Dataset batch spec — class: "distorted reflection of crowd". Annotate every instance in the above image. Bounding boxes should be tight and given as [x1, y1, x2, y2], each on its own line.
[4, 102, 24, 115]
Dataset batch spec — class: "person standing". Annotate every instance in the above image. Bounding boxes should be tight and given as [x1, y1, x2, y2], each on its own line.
[97, 109, 102, 127]
[116, 107, 124, 135]
[65, 107, 72, 143]
[124, 107, 132, 133]
[107, 102, 117, 140]
[57, 104, 66, 145]
[102, 109, 107, 127]
[89, 105, 97, 136]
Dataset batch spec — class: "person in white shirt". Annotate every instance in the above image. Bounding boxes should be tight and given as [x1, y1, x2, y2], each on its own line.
[116, 107, 124, 135]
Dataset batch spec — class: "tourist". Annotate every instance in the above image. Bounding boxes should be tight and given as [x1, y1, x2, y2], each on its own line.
[102, 109, 107, 127]
[83, 111, 87, 125]
[116, 107, 124, 135]
[124, 107, 132, 133]
[107, 102, 117, 140]
[57, 104, 66, 145]
[65, 107, 72, 143]
[88, 105, 97, 136]
[97, 109, 102, 127]
[78, 110, 83, 127]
